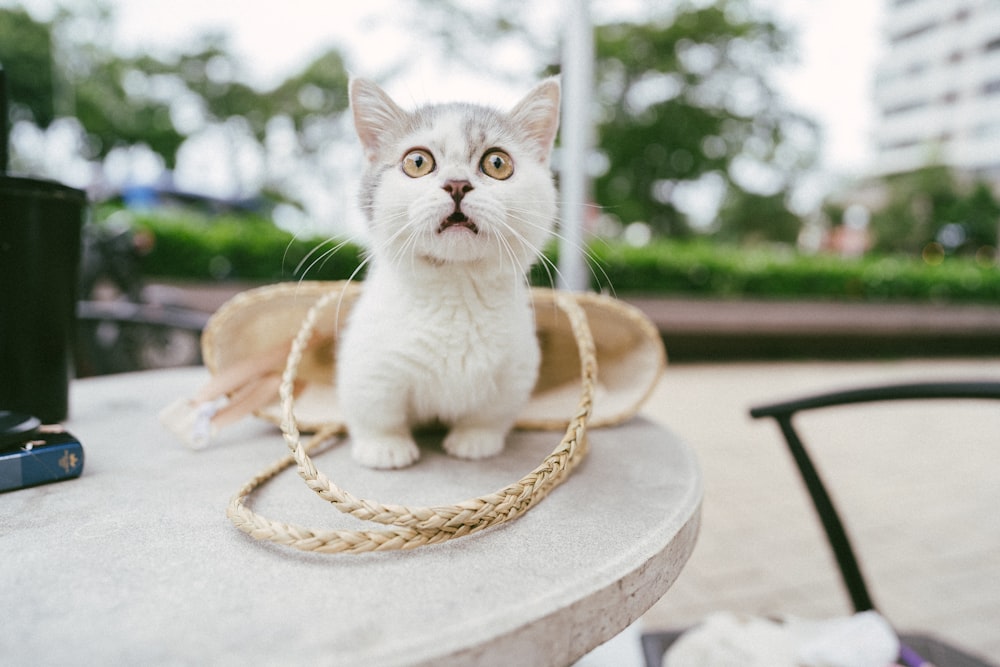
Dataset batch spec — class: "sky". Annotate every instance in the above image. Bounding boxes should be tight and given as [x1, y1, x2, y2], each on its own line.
[768, 0, 883, 176]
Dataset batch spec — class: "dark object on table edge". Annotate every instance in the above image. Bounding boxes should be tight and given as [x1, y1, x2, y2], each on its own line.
[0, 410, 84, 492]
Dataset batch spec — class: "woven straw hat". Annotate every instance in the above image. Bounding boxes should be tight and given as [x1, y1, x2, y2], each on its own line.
[159, 281, 666, 553]
[198, 281, 665, 435]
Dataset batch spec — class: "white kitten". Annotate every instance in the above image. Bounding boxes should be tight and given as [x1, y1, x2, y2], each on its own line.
[336, 78, 561, 469]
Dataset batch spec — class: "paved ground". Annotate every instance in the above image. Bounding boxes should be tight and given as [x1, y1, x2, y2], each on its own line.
[636, 358, 1000, 663]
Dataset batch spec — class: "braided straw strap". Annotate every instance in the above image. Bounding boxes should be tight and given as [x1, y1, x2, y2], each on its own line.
[226, 289, 597, 554]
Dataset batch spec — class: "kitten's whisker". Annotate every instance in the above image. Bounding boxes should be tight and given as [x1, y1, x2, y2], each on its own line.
[387, 220, 423, 271]
[503, 209, 616, 296]
[330, 252, 376, 333]
[296, 236, 361, 283]
[285, 229, 372, 331]
[292, 236, 336, 277]
[367, 213, 420, 270]
[282, 233, 308, 275]
[494, 217, 563, 291]
[493, 227, 529, 287]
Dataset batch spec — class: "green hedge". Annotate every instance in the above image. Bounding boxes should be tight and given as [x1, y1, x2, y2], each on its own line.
[126, 212, 1000, 304]
[129, 212, 366, 282]
[587, 241, 1000, 303]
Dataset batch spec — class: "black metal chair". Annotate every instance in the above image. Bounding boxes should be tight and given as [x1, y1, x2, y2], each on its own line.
[642, 381, 999, 667]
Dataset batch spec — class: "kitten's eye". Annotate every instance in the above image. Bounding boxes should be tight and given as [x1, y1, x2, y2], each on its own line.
[480, 149, 514, 180]
[402, 149, 435, 178]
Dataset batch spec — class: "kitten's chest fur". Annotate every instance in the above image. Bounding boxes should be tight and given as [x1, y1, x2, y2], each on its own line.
[347, 266, 538, 423]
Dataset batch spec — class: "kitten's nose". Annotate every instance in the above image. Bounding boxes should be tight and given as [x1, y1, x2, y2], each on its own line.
[443, 179, 473, 205]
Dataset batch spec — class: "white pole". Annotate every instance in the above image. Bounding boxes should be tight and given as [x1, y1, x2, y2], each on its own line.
[558, 0, 593, 292]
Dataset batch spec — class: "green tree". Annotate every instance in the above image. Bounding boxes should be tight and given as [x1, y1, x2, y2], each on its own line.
[0, 7, 55, 127]
[591, 1, 817, 241]
[718, 190, 802, 244]
[135, 39, 349, 142]
[941, 182, 1000, 254]
[70, 43, 187, 165]
[2, 3, 351, 218]
[66, 30, 349, 168]
[868, 166, 1000, 255]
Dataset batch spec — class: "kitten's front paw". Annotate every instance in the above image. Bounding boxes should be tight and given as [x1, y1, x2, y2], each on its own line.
[351, 435, 420, 469]
[443, 427, 507, 460]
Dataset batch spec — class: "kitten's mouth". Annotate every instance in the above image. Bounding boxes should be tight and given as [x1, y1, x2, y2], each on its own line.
[438, 211, 479, 234]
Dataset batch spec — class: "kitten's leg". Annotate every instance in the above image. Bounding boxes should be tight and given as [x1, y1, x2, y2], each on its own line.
[443, 392, 524, 460]
[444, 342, 539, 460]
[343, 388, 420, 468]
[443, 420, 512, 460]
[339, 340, 420, 468]
[350, 428, 420, 469]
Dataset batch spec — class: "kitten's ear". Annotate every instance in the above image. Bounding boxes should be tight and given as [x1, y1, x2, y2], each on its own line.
[350, 78, 409, 162]
[509, 77, 561, 161]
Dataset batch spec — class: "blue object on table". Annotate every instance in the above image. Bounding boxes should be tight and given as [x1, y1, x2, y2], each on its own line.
[0, 430, 84, 492]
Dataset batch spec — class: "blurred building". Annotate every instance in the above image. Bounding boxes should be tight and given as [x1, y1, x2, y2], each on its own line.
[873, 0, 1000, 182]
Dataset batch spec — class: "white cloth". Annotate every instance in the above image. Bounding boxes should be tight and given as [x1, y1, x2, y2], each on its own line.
[664, 611, 900, 667]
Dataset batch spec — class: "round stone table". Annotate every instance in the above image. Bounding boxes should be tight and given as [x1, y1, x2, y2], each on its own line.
[1, 367, 701, 666]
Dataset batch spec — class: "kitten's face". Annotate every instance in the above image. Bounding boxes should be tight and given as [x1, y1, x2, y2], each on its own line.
[351, 79, 560, 271]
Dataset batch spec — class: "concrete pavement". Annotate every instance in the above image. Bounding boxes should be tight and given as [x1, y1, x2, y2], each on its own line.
[637, 357, 1000, 662]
